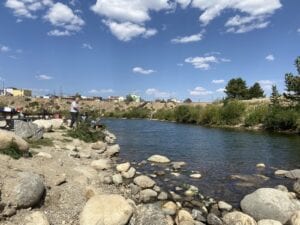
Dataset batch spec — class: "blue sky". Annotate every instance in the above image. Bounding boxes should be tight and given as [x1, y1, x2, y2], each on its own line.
[0, 0, 299, 101]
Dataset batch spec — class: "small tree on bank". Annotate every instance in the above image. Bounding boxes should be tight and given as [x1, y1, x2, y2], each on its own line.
[270, 85, 280, 106]
[283, 57, 300, 104]
[248, 82, 265, 99]
[225, 78, 248, 100]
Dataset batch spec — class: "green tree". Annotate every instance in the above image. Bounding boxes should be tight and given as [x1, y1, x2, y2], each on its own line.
[225, 78, 248, 100]
[184, 98, 192, 103]
[248, 82, 265, 99]
[295, 56, 300, 75]
[270, 85, 280, 106]
[126, 95, 134, 102]
[284, 73, 300, 103]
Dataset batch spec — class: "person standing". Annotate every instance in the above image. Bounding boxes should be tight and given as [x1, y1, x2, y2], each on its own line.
[70, 97, 80, 128]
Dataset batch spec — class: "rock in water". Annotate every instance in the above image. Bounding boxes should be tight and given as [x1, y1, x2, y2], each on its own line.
[14, 120, 44, 140]
[148, 155, 171, 163]
[122, 167, 136, 179]
[0, 129, 29, 152]
[129, 203, 171, 225]
[162, 201, 177, 215]
[140, 189, 157, 203]
[117, 162, 131, 172]
[80, 194, 133, 225]
[25, 211, 50, 225]
[134, 175, 156, 189]
[241, 188, 300, 224]
[285, 170, 300, 179]
[105, 144, 120, 157]
[218, 201, 232, 211]
[11, 172, 45, 208]
[223, 211, 257, 225]
[33, 120, 53, 132]
[257, 220, 282, 225]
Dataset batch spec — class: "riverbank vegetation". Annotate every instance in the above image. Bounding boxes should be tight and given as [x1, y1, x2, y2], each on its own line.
[105, 57, 300, 134]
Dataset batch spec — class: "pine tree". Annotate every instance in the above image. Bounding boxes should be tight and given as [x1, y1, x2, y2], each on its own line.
[248, 82, 265, 99]
[270, 85, 280, 106]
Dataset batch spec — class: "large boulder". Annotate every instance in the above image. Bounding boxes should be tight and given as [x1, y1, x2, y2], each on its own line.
[134, 175, 156, 189]
[285, 170, 300, 179]
[257, 220, 282, 225]
[289, 211, 300, 225]
[33, 120, 53, 132]
[91, 141, 107, 152]
[105, 144, 120, 157]
[175, 210, 195, 225]
[223, 211, 257, 225]
[116, 162, 131, 173]
[80, 194, 134, 225]
[14, 120, 44, 140]
[91, 159, 112, 170]
[241, 188, 300, 224]
[5, 172, 45, 208]
[129, 203, 171, 225]
[25, 211, 50, 225]
[0, 129, 29, 152]
[49, 119, 64, 129]
[139, 189, 157, 203]
[148, 155, 171, 163]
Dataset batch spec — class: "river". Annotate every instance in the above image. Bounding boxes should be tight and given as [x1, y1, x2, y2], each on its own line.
[102, 118, 300, 206]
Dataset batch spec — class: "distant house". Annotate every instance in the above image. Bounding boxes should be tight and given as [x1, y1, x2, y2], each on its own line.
[127, 94, 141, 103]
[108, 96, 125, 102]
[167, 98, 181, 103]
[4, 87, 32, 97]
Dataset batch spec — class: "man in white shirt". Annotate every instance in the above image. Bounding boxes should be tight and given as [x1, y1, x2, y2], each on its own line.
[70, 97, 80, 128]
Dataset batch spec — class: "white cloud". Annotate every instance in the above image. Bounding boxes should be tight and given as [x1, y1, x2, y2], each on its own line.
[216, 88, 226, 93]
[189, 86, 213, 96]
[36, 74, 53, 80]
[258, 80, 275, 91]
[44, 2, 84, 36]
[91, 0, 171, 24]
[191, 0, 281, 33]
[185, 56, 217, 70]
[298, 28, 300, 33]
[0, 45, 10, 53]
[146, 88, 173, 98]
[5, 0, 53, 19]
[82, 43, 93, 50]
[47, 29, 71, 36]
[266, 54, 275, 61]
[89, 89, 114, 94]
[103, 20, 157, 41]
[91, 0, 170, 41]
[212, 79, 225, 84]
[171, 33, 203, 44]
[133, 67, 155, 75]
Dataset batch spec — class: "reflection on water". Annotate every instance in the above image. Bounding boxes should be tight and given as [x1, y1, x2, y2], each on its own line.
[102, 118, 300, 205]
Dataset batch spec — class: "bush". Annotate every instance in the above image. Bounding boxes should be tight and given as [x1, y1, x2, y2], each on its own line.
[198, 104, 222, 125]
[220, 100, 246, 125]
[124, 107, 150, 119]
[153, 108, 175, 121]
[264, 106, 300, 131]
[245, 105, 268, 126]
[67, 122, 105, 143]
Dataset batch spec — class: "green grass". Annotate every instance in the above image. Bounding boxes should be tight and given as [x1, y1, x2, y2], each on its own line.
[66, 122, 105, 143]
[27, 138, 54, 149]
[0, 142, 28, 159]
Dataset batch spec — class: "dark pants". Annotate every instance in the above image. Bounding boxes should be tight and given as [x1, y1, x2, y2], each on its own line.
[70, 112, 79, 128]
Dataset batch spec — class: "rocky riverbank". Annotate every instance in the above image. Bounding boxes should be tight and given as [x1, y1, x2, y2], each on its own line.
[0, 120, 300, 225]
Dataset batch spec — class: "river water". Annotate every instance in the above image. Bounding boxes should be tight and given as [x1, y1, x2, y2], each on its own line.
[102, 118, 300, 206]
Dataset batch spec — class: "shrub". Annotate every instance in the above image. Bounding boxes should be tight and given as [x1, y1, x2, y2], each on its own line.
[264, 106, 300, 131]
[174, 105, 192, 123]
[123, 107, 150, 119]
[153, 108, 175, 121]
[245, 105, 268, 126]
[220, 100, 246, 125]
[67, 122, 105, 143]
[198, 104, 222, 125]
